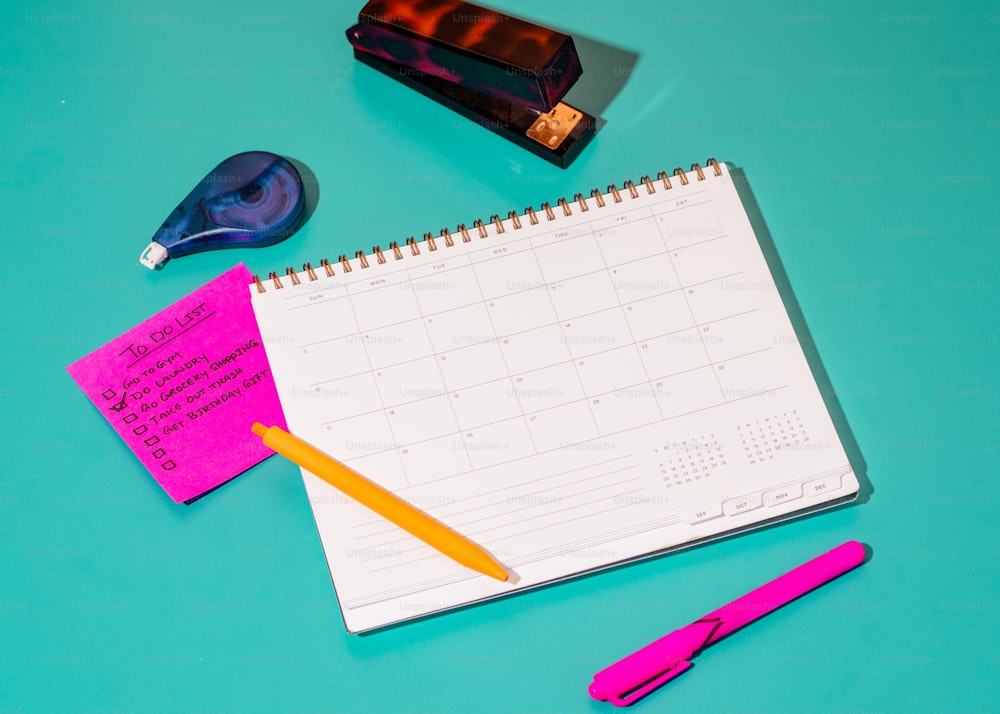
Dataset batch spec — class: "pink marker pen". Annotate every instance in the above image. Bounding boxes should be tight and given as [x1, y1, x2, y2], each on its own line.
[589, 540, 868, 707]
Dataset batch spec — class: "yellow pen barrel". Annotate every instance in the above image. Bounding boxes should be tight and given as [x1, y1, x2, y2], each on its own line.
[253, 423, 508, 581]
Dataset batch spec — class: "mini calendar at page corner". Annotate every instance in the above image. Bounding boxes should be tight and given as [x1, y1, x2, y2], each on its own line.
[249, 159, 860, 633]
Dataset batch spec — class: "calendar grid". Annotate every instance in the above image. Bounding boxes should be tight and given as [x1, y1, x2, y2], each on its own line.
[340, 287, 412, 486]
[464, 255, 541, 455]
[651, 203, 728, 402]
[250, 161, 861, 631]
[279, 190, 714, 312]
[407, 265, 475, 479]
[591, 216, 667, 422]
[522, 236, 603, 437]
[317, 309, 768, 439]
[298, 271, 753, 387]
[333, 377, 788, 495]
[273, 184, 719, 314]
[293, 230, 731, 349]
[324, 344, 772, 444]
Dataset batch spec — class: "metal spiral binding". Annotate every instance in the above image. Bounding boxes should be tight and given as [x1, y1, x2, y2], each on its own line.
[253, 158, 722, 292]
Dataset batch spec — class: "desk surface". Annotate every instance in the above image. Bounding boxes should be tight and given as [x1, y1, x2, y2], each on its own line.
[2, 1, 997, 711]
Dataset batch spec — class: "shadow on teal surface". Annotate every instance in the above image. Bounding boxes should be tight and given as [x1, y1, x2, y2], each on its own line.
[730, 164, 873, 505]
[559, 30, 639, 118]
[285, 156, 321, 231]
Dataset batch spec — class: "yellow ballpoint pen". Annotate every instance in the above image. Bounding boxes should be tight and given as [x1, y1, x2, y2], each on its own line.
[252, 423, 509, 582]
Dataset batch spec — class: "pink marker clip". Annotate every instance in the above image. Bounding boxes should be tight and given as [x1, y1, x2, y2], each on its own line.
[589, 540, 868, 707]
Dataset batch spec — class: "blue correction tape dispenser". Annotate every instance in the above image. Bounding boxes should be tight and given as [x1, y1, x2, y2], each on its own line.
[140, 151, 306, 269]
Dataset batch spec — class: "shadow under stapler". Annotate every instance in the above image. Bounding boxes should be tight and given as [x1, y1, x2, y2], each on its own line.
[728, 165, 873, 507]
[561, 30, 639, 126]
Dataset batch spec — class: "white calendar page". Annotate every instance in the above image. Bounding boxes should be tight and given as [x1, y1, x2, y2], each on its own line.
[250, 163, 859, 632]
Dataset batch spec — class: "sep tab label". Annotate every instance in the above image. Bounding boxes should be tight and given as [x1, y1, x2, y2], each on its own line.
[67, 264, 286, 503]
[680, 499, 723, 525]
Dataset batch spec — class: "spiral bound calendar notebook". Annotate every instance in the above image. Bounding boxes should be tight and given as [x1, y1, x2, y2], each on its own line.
[249, 159, 859, 633]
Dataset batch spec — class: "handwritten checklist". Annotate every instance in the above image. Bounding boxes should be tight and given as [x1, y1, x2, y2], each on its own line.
[68, 264, 285, 503]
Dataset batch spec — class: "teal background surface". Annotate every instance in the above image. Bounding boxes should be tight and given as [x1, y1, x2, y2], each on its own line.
[2, 1, 997, 711]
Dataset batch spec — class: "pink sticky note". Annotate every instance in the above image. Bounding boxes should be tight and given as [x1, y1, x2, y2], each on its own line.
[67, 264, 285, 503]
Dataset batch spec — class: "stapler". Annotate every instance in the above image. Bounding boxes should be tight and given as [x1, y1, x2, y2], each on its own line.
[346, 0, 598, 167]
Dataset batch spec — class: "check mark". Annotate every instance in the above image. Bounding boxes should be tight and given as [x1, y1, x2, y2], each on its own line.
[109, 392, 129, 413]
